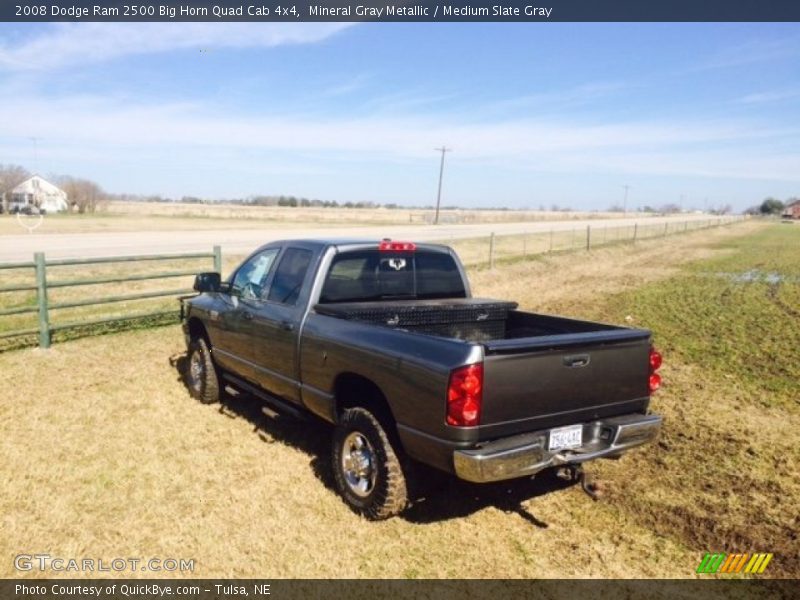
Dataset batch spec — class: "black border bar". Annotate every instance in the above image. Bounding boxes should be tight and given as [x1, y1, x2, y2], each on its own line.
[3, 0, 800, 22]
[2, 579, 797, 600]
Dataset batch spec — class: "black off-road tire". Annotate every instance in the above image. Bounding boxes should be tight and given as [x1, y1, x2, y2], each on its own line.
[332, 408, 408, 520]
[186, 337, 220, 404]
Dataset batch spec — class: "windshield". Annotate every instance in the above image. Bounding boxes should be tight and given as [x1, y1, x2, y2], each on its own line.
[319, 249, 466, 303]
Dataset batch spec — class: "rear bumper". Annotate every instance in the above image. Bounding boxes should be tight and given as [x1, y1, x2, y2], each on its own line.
[453, 413, 662, 483]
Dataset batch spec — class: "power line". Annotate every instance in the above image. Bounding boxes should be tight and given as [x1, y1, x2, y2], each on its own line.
[434, 146, 451, 225]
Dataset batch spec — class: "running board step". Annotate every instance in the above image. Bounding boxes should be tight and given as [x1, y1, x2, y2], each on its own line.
[222, 373, 307, 420]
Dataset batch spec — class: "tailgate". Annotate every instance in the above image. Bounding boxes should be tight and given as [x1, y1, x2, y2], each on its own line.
[480, 331, 652, 437]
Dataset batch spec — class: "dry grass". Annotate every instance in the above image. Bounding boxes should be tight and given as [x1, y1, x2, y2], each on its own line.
[0, 204, 628, 236]
[0, 328, 694, 579]
[106, 202, 625, 225]
[450, 219, 726, 269]
[469, 221, 759, 313]
[1, 221, 795, 580]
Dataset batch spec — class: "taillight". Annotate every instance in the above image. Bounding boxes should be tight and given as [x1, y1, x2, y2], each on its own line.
[649, 347, 662, 393]
[649, 373, 662, 393]
[447, 363, 483, 427]
[649, 349, 663, 371]
[379, 240, 416, 252]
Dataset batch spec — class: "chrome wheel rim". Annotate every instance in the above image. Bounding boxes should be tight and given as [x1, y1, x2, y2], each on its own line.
[341, 432, 377, 497]
[189, 350, 204, 392]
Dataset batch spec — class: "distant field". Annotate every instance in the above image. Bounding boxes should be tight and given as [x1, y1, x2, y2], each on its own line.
[106, 201, 627, 224]
[0, 202, 635, 236]
[2, 221, 795, 580]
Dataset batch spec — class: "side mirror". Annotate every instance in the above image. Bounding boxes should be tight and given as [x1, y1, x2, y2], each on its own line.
[193, 272, 221, 293]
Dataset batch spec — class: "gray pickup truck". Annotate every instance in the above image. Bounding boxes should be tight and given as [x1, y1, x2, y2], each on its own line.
[181, 239, 663, 519]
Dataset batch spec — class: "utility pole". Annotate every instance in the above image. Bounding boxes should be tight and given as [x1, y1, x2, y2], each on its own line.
[622, 184, 630, 213]
[434, 146, 451, 225]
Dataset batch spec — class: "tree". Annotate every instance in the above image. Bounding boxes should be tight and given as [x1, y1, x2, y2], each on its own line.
[58, 176, 106, 214]
[759, 198, 784, 215]
[0, 164, 31, 212]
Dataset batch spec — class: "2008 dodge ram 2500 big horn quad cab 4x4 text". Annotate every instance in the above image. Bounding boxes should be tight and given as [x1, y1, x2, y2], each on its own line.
[181, 239, 663, 519]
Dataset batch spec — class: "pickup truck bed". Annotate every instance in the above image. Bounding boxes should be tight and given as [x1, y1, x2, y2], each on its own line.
[314, 297, 643, 346]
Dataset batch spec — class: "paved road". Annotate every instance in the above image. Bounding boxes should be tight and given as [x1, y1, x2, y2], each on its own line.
[0, 214, 721, 262]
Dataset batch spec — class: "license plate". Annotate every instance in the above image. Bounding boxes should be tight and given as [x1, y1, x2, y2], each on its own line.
[548, 425, 583, 451]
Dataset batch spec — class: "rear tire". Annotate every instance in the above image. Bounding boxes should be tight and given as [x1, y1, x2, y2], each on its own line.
[332, 408, 408, 520]
[186, 337, 220, 404]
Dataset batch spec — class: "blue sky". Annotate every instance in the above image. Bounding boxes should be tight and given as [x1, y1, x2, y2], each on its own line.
[0, 22, 799, 210]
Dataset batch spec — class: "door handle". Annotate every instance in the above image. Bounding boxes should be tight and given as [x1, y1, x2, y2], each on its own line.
[563, 354, 590, 368]
[242, 311, 254, 321]
[279, 320, 295, 331]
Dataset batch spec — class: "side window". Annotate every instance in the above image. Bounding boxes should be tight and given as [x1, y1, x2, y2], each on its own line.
[230, 248, 280, 300]
[267, 248, 313, 306]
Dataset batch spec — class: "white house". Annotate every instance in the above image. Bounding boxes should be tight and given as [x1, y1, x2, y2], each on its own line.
[9, 176, 69, 213]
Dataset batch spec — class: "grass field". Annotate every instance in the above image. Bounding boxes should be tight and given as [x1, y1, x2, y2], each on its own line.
[0, 203, 626, 236]
[1, 222, 797, 579]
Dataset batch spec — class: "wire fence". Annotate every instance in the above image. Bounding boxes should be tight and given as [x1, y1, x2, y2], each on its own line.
[439, 216, 745, 269]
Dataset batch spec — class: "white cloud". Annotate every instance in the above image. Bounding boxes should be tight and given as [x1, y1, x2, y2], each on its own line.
[485, 81, 630, 113]
[0, 23, 353, 71]
[3, 91, 799, 182]
[691, 36, 800, 71]
[738, 89, 800, 104]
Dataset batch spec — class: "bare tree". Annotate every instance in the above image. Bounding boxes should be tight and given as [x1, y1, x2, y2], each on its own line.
[658, 203, 682, 214]
[0, 164, 31, 212]
[58, 177, 106, 214]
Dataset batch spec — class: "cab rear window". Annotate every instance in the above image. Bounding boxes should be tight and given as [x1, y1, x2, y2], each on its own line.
[319, 250, 466, 303]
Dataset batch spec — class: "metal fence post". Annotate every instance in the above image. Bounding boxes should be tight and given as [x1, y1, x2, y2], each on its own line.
[664, 222, 669, 237]
[213, 245, 222, 273]
[633, 222, 638, 242]
[586, 225, 591, 251]
[489, 233, 495, 269]
[34, 252, 50, 349]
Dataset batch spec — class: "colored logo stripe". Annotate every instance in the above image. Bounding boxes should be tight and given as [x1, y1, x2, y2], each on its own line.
[697, 553, 773, 574]
[697, 553, 726, 574]
[745, 553, 773, 574]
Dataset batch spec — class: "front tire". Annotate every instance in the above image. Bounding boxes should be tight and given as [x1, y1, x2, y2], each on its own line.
[186, 337, 220, 404]
[332, 408, 408, 520]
